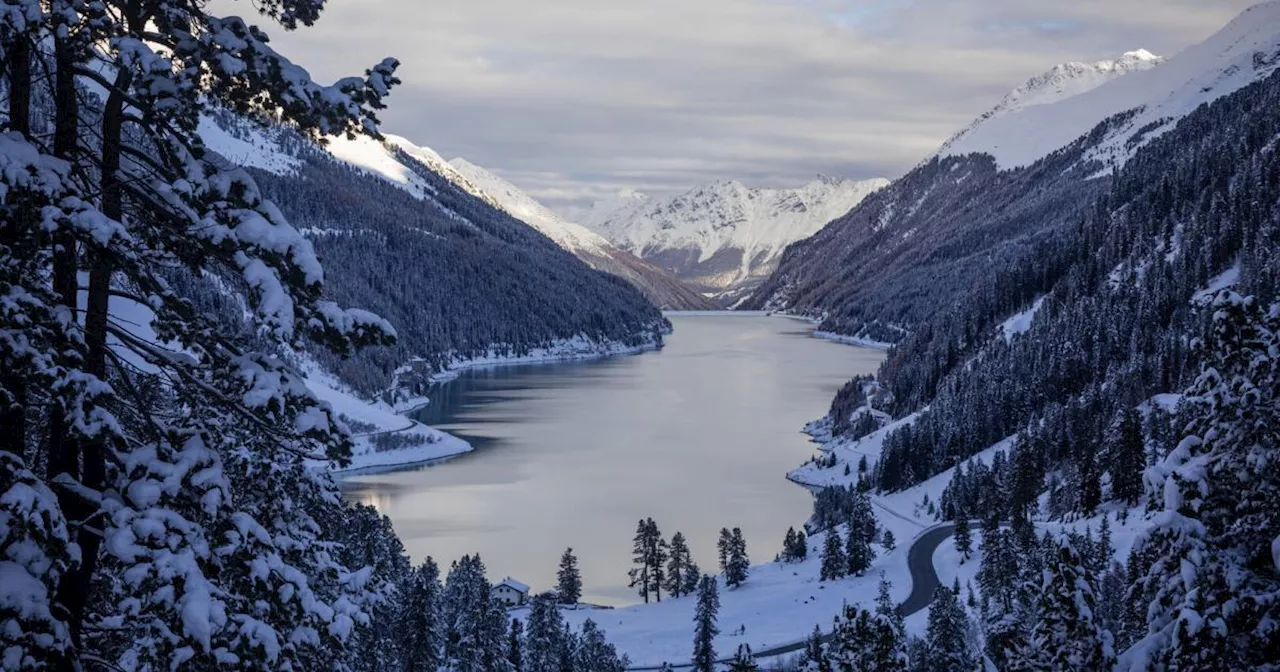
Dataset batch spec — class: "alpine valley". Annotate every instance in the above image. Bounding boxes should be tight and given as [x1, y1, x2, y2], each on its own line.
[2, 1, 1279, 671]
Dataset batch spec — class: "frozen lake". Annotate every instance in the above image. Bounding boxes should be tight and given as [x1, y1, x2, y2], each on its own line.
[340, 314, 883, 605]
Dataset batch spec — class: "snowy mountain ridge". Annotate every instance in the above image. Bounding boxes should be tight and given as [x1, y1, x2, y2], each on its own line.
[939, 0, 1280, 169]
[939, 49, 1163, 157]
[581, 176, 889, 299]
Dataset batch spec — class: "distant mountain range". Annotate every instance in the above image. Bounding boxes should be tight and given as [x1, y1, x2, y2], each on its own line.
[579, 177, 889, 304]
[439, 156, 715, 310]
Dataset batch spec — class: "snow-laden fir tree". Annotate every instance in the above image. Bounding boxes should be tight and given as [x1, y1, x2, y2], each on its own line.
[799, 624, 831, 672]
[727, 643, 759, 671]
[954, 514, 973, 563]
[821, 530, 846, 581]
[665, 532, 695, 598]
[925, 584, 973, 672]
[397, 557, 445, 672]
[631, 518, 667, 603]
[725, 527, 749, 588]
[507, 618, 523, 672]
[0, 0, 403, 666]
[829, 605, 906, 671]
[575, 618, 628, 672]
[1129, 292, 1280, 670]
[1107, 408, 1146, 505]
[782, 527, 799, 562]
[557, 547, 582, 605]
[845, 524, 874, 576]
[443, 555, 510, 671]
[1007, 540, 1115, 671]
[692, 575, 719, 672]
[875, 574, 906, 644]
[883, 529, 896, 552]
[524, 592, 566, 672]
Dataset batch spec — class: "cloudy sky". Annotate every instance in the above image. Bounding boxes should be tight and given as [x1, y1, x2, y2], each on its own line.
[258, 0, 1256, 213]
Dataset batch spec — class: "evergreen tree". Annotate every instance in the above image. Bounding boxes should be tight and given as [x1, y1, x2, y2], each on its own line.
[442, 555, 509, 671]
[575, 619, 628, 672]
[725, 527, 750, 588]
[718, 527, 733, 574]
[875, 575, 906, 641]
[1095, 515, 1114, 572]
[800, 623, 831, 672]
[508, 618, 524, 672]
[682, 561, 702, 597]
[925, 585, 973, 672]
[830, 605, 907, 671]
[821, 530, 846, 581]
[783, 527, 799, 562]
[665, 532, 695, 598]
[1108, 407, 1145, 504]
[397, 558, 445, 672]
[557, 547, 582, 605]
[524, 592, 566, 672]
[630, 518, 667, 603]
[692, 576, 720, 672]
[794, 529, 809, 560]
[1131, 293, 1280, 670]
[883, 529, 896, 552]
[846, 526, 874, 576]
[727, 644, 759, 671]
[954, 514, 973, 563]
[1009, 542, 1116, 671]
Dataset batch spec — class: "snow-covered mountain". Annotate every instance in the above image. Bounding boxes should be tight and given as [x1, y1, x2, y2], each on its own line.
[581, 176, 889, 301]
[438, 157, 714, 309]
[940, 0, 1280, 168]
[939, 49, 1163, 157]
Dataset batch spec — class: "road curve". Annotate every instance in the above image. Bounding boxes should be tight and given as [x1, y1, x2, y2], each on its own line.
[624, 523, 957, 670]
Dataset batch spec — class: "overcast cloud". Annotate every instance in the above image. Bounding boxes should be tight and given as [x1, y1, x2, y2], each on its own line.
[250, 0, 1257, 212]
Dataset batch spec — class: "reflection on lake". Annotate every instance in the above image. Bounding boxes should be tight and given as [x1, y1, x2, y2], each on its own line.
[341, 315, 884, 605]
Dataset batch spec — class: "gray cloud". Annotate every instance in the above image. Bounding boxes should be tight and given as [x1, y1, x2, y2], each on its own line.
[247, 0, 1258, 212]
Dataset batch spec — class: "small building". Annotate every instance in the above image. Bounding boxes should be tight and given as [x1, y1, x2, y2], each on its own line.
[492, 577, 530, 607]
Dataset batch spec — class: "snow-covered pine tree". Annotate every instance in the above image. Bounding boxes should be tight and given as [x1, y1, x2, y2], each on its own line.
[875, 574, 906, 643]
[557, 547, 582, 605]
[683, 560, 702, 597]
[665, 532, 694, 598]
[1107, 408, 1145, 505]
[799, 624, 831, 672]
[782, 527, 799, 562]
[727, 643, 759, 671]
[1130, 291, 1280, 669]
[443, 555, 509, 671]
[845, 525, 874, 576]
[794, 528, 808, 560]
[692, 575, 719, 672]
[1008, 540, 1115, 670]
[925, 584, 973, 672]
[882, 529, 896, 552]
[726, 527, 749, 588]
[631, 520, 652, 603]
[850, 490, 877, 543]
[829, 605, 906, 671]
[524, 592, 566, 672]
[575, 619, 627, 672]
[0, 451, 76, 669]
[4, 0, 402, 666]
[717, 527, 732, 575]
[821, 530, 846, 581]
[507, 618, 524, 672]
[954, 514, 973, 563]
[331, 503, 412, 671]
[397, 557, 445, 672]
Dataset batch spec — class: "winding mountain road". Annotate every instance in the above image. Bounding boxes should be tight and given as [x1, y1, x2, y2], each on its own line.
[624, 523, 957, 670]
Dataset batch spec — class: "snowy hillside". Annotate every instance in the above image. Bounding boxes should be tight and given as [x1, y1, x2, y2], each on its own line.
[940, 0, 1280, 168]
[581, 176, 889, 300]
[938, 49, 1162, 157]
[447, 158, 613, 257]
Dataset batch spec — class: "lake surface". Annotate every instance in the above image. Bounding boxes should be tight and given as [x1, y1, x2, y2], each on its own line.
[340, 315, 883, 605]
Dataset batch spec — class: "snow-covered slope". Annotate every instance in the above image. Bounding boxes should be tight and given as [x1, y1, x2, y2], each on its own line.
[940, 0, 1280, 168]
[446, 157, 613, 257]
[581, 176, 889, 300]
[440, 156, 714, 309]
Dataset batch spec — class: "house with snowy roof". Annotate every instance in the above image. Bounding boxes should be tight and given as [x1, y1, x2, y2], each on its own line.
[492, 577, 530, 607]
